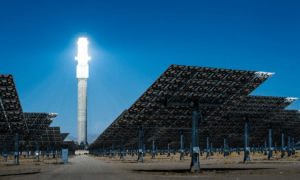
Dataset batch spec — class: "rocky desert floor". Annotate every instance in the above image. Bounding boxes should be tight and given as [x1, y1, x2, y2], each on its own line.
[1, 151, 300, 180]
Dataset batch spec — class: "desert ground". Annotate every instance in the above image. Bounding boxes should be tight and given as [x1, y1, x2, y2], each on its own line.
[1, 151, 300, 180]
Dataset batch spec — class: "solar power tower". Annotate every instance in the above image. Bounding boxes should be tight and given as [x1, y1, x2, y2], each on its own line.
[75, 38, 91, 148]
[88, 65, 275, 172]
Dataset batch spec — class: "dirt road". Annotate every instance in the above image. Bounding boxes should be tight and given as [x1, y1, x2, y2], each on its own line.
[33, 155, 130, 180]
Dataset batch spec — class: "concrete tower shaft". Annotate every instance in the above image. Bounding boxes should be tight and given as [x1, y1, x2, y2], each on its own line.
[75, 38, 90, 147]
[77, 78, 87, 145]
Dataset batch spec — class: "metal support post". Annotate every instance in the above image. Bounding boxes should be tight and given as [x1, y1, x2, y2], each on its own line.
[152, 140, 155, 159]
[190, 108, 200, 173]
[36, 140, 39, 162]
[167, 142, 170, 157]
[268, 128, 273, 160]
[275, 142, 277, 153]
[27, 146, 30, 159]
[120, 138, 124, 160]
[224, 137, 229, 157]
[13, 133, 19, 165]
[292, 137, 295, 155]
[131, 145, 134, 157]
[227, 144, 230, 154]
[138, 126, 143, 162]
[244, 120, 250, 163]
[55, 149, 58, 162]
[112, 144, 115, 158]
[200, 147, 203, 156]
[288, 136, 291, 156]
[3, 141, 7, 161]
[185, 145, 189, 156]
[190, 143, 192, 157]
[45, 145, 49, 160]
[143, 144, 146, 157]
[180, 133, 184, 160]
[53, 148, 56, 158]
[264, 141, 267, 155]
[210, 143, 214, 156]
[206, 136, 210, 159]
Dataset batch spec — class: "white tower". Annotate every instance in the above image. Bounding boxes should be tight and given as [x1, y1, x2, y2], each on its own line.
[75, 38, 90, 147]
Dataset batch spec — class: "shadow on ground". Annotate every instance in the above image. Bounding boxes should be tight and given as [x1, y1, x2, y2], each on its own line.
[133, 168, 274, 174]
[0, 171, 41, 177]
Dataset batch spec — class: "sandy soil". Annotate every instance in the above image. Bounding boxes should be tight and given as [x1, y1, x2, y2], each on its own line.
[0, 155, 74, 179]
[0, 151, 299, 180]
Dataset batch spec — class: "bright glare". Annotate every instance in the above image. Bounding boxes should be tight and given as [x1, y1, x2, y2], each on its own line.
[75, 37, 91, 64]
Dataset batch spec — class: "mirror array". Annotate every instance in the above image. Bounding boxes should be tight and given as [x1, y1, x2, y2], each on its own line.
[88, 64, 299, 171]
[0, 75, 74, 164]
[0, 75, 28, 133]
[89, 65, 272, 149]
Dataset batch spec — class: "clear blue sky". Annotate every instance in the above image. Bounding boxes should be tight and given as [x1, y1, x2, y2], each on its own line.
[0, 0, 299, 140]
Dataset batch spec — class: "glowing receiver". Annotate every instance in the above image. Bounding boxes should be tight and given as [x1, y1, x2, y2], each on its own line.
[75, 38, 91, 78]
